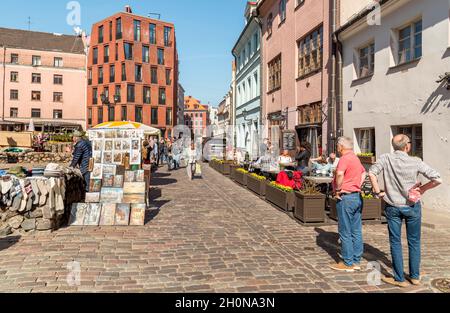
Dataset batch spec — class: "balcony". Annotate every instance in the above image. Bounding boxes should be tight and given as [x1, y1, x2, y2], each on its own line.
[116, 32, 122, 40]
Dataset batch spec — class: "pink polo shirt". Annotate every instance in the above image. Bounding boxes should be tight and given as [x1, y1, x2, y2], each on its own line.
[335, 152, 366, 193]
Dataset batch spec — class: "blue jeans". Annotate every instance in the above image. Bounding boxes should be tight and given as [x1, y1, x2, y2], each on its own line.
[385, 203, 422, 282]
[83, 172, 90, 192]
[336, 193, 363, 266]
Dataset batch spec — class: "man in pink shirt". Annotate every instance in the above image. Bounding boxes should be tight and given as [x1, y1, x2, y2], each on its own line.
[330, 137, 367, 272]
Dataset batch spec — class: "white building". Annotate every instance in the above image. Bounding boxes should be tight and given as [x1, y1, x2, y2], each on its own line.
[338, 0, 450, 213]
[208, 106, 219, 136]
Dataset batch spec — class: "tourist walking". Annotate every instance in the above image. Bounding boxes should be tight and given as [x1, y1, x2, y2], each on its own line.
[330, 137, 367, 272]
[158, 138, 167, 166]
[187, 143, 198, 180]
[70, 131, 92, 192]
[369, 134, 442, 287]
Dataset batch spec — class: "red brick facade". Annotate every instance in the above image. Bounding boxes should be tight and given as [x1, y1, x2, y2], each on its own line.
[86, 9, 178, 138]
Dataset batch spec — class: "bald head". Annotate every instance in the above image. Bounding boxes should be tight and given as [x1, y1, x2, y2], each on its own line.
[392, 134, 411, 152]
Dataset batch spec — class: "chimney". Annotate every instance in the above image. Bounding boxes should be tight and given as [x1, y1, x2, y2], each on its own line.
[125, 5, 132, 13]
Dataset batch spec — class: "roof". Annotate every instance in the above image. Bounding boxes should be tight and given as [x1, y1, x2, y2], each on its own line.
[0, 27, 85, 54]
[184, 96, 209, 111]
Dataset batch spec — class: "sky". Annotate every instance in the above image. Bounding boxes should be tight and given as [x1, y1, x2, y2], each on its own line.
[0, 0, 248, 107]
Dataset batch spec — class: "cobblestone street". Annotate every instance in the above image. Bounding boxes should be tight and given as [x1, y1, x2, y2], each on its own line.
[0, 165, 449, 293]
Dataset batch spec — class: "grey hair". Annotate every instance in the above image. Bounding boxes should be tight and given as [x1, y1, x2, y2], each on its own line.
[337, 136, 354, 150]
[392, 134, 410, 151]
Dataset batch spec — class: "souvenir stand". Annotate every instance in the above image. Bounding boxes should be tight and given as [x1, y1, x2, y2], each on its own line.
[68, 122, 161, 227]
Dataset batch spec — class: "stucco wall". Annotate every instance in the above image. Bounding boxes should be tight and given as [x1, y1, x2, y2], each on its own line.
[341, 0, 450, 213]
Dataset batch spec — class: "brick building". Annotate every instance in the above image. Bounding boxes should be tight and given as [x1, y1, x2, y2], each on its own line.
[184, 96, 209, 138]
[87, 6, 178, 138]
[0, 28, 87, 131]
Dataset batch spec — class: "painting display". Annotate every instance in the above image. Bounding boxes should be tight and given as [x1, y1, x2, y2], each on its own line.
[85, 192, 100, 203]
[99, 203, 116, 226]
[84, 203, 102, 226]
[69, 203, 88, 226]
[130, 204, 146, 226]
[115, 204, 131, 226]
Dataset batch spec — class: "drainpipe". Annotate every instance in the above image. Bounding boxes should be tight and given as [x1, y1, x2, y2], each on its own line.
[336, 32, 343, 139]
[2, 46, 6, 122]
[255, 15, 264, 156]
[327, 0, 338, 154]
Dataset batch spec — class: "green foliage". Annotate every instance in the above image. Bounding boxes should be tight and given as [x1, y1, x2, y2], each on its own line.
[298, 180, 323, 195]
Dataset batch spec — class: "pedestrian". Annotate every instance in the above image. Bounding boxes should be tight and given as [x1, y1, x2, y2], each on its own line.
[70, 131, 92, 193]
[368, 134, 442, 287]
[330, 137, 367, 272]
[187, 143, 197, 180]
[153, 137, 159, 166]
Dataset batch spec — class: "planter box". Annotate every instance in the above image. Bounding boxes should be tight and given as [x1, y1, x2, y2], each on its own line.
[246, 174, 266, 197]
[358, 155, 376, 165]
[230, 165, 239, 181]
[222, 163, 232, 176]
[216, 162, 224, 174]
[234, 170, 248, 186]
[265, 183, 295, 212]
[330, 198, 382, 221]
[294, 192, 326, 223]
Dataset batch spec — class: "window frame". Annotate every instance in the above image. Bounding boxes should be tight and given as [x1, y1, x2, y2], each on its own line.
[54, 74, 63, 85]
[10, 89, 19, 100]
[31, 91, 41, 101]
[54, 57, 63, 68]
[358, 42, 375, 78]
[10, 107, 18, 118]
[53, 92, 63, 103]
[397, 19, 422, 65]
[53, 110, 63, 119]
[297, 25, 323, 78]
[31, 108, 41, 118]
[268, 54, 282, 93]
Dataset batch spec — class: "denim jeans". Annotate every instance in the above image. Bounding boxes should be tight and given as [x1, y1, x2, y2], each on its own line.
[385, 203, 422, 282]
[83, 172, 90, 193]
[336, 193, 363, 267]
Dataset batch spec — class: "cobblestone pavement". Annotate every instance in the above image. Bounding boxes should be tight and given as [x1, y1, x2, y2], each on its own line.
[0, 165, 449, 293]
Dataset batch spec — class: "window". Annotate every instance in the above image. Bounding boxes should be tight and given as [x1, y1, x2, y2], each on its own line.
[31, 109, 41, 118]
[135, 106, 143, 123]
[151, 67, 158, 84]
[267, 13, 273, 37]
[108, 106, 115, 122]
[54, 74, 63, 85]
[109, 21, 113, 41]
[31, 91, 41, 101]
[31, 73, 41, 84]
[279, 0, 287, 22]
[143, 86, 151, 104]
[98, 107, 103, 124]
[150, 24, 156, 44]
[10, 90, 18, 100]
[254, 32, 259, 52]
[115, 85, 121, 103]
[121, 106, 127, 121]
[98, 25, 104, 43]
[10, 54, 18, 64]
[109, 65, 115, 83]
[142, 45, 149, 63]
[268, 54, 282, 92]
[104, 46, 109, 63]
[254, 72, 259, 96]
[151, 108, 158, 125]
[54, 57, 63, 67]
[32, 55, 41, 66]
[53, 110, 63, 119]
[115, 43, 119, 61]
[395, 125, 423, 159]
[298, 102, 322, 125]
[165, 69, 172, 85]
[134, 20, 141, 41]
[135, 64, 142, 82]
[88, 108, 93, 125]
[298, 26, 323, 77]
[98, 67, 103, 84]
[357, 128, 376, 154]
[53, 92, 63, 102]
[358, 43, 375, 78]
[398, 20, 422, 64]
[103, 87, 109, 100]
[159, 88, 166, 105]
[10, 108, 18, 118]
[88, 69, 93, 85]
[166, 108, 173, 126]
[10, 72, 18, 82]
[248, 42, 252, 58]
[93, 48, 98, 64]
[121, 63, 126, 81]
[116, 18, 122, 39]
[124, 43, 133, 60]
[93, 88, 98, 104]
[164, 27, 172, 46]
[127, 84, 135, 102]
[158, 48, 165, 65]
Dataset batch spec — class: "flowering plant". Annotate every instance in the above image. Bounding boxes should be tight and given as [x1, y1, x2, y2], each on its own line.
[269, 181, 293, 193]
[236, 168, 249, 174]
[357, 153, 374, 157]
[249, 173, 266, 181]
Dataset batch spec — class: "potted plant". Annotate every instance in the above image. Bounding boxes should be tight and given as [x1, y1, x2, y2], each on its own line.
[246, 173, 267, 197]
[215, 159, 225, 174]
[265, 181, 295, 212]
[294, 181, 326, 223]
[234, 168, 248, 186]
[222, 161, 234, 176]
[329, 193, 382, 221]
[358, 153, 376, 165]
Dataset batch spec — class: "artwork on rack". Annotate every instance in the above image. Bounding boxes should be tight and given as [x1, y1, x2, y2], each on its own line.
[104, 140, 113, 152]
[115, 203, 131, 226]
[113, 151, 123, 165]
[122, 140, 131, 151]
[105, 131, 114, 139]
[68, 203, 88, 226]
[102, 174, 114, 188]
[130, 150, 141, 165]
[95, 131, 104, 139]
[116, 130, 123, 139]
[91, 164, 103, 180]
[100, 188, 124, 204]
[131, 140, 140, 150]
[113, 175, 124, 188]
[93, 151, 102, 164]
[125, 171, 136, 182]
[123, 193, 146, 204]
[102, 164, 117, 176]
[130, 204, 146, 226]
[114, 140, 122, 151]
[99, 203, 116, 226]
[89, 179, 102, 193]
[93, 140, 104, 152]
[85, 192, 100, 203]
[123, 131, 130, 139]
[123, 182, 146, 194]
[135, 170, 145, 182]
[84, 203, 102, 226]
[103, 152, 113, 164]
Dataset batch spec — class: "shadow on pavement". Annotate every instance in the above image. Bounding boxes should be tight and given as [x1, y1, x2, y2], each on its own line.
[315, 228, 393, 276]
[0, 236, 21, 252]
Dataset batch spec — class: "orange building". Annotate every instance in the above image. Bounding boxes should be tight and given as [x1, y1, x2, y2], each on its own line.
[184, 96, 209, 138]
